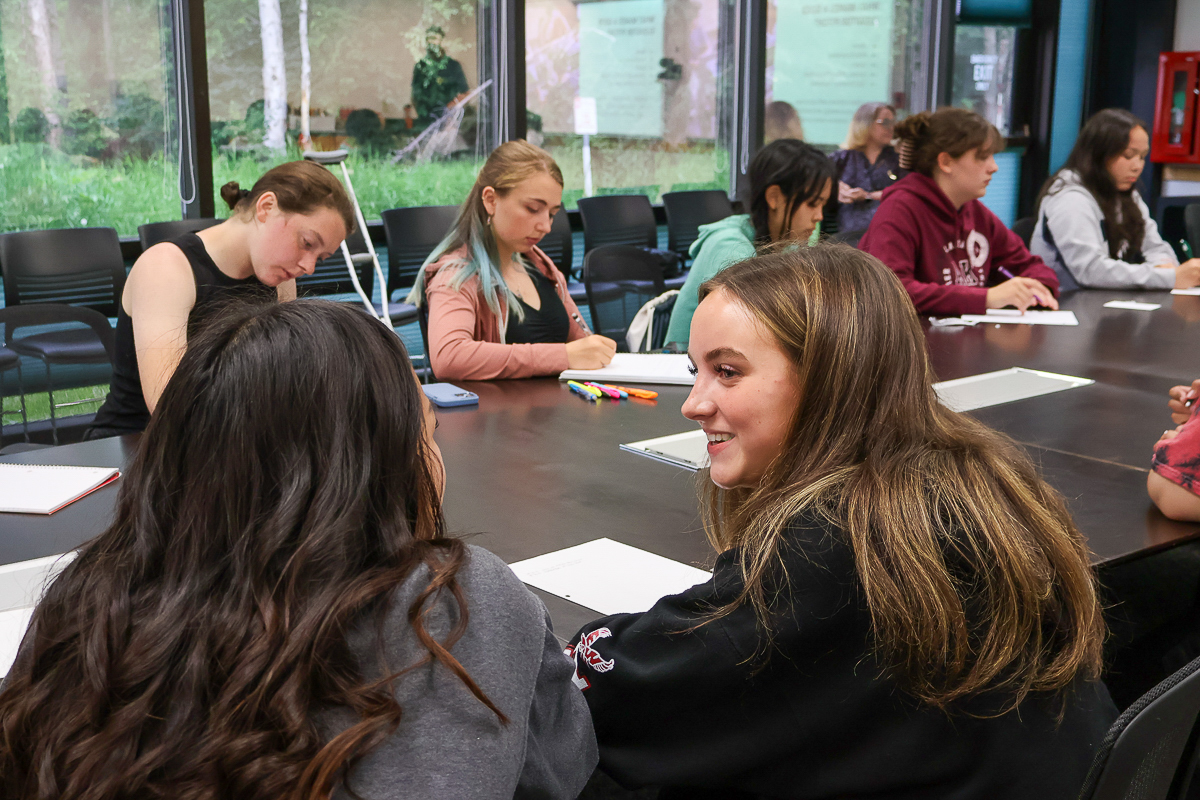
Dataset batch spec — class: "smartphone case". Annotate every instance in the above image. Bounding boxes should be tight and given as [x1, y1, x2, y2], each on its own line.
[422, 383, 480, 407]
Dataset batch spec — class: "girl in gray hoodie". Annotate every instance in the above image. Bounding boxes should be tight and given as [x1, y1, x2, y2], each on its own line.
[1032, 108, 1200, 291]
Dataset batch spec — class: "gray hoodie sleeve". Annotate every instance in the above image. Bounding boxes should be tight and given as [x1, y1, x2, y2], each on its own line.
[1035, 181, 1176, 290]
[515, 613, 599, 799]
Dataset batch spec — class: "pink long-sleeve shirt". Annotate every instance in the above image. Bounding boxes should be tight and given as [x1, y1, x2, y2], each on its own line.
[423, 245, 589, 381]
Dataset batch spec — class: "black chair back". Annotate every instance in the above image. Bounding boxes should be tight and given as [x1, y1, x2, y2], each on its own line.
[1011, 216, 1036, 248]
[381, 205, 459, 303]
[417, 301, 435, 382]
[0, 228, 126, 317]
[295, 226, 374, 298]
[1185, 204, 1200, 257]
[138, 218, 221, 251]
[577, 195, 657, 254]
[583, 245, 665, 346]
[662, 190, 733, 258]
[649, 293, 677, 351]
[537, 207, 574, 277]
[1079, 653, 1200, 800]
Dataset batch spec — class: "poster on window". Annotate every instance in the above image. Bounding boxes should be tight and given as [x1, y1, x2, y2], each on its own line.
[578, 0, 665, 137]
[771, 0, 894, 146]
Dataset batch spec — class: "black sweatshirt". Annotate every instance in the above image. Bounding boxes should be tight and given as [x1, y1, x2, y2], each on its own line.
[566, 511, 1118, 800]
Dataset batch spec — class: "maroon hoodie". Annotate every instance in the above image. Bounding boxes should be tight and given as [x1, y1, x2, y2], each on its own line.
[859, 173, 1058, 316]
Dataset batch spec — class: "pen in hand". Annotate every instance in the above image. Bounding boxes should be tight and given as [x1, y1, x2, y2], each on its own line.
[995, 265, 1049, 310]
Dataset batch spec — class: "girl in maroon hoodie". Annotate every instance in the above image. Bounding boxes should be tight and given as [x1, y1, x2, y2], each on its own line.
[859, 108, 1059, 317]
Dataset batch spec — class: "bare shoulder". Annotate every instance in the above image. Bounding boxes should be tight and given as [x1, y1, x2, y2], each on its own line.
[125, 243, 196, 313]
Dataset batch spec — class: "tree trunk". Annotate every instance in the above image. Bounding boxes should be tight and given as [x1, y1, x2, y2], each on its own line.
[100, 0, 117, 98]
[26, 0, 61, 147]
[0, 6, 10, 144]
[299, 0, 311, 150]
[258, 0, 287, 151]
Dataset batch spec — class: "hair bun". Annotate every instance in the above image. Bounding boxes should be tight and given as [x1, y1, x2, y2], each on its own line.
[220, 181, 252, 210]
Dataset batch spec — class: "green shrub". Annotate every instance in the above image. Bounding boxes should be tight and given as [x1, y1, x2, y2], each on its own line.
[13, 108, 48, 144]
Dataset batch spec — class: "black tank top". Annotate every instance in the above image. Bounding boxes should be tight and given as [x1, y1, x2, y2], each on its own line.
[90, 233, 274, 435]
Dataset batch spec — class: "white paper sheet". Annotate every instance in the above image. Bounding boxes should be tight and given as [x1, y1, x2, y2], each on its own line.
[0, 605, 33, 676]
[932, 367, 1093, 412]
[959, 309, 1079, 326]
[560, 353, 695, 385]
[1103, 300, 1161, 311]
[1172, 288, 1200, 296]
[0, 464, 120, 514]
[510, 538, 712, 615]
[620, 429, 709, 470]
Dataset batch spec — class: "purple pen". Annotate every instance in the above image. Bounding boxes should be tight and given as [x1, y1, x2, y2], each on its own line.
[996, 266, 1017, 281]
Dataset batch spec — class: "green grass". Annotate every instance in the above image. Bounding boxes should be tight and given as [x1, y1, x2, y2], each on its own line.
[2, 384, 107, 425]
[0, 139, 730, 236]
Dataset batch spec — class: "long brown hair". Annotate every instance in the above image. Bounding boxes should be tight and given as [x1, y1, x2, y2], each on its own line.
[220, 159, 356, 235]
[0, 301, 503, 799]
[893, 107, 1004, 178]
[696, 244, 1104, 709]
[1037, 108, 1147, 259]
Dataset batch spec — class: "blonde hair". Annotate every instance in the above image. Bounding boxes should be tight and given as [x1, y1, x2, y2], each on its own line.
[843, 102, 895, 151]
[406, 140, 563, 323]
[696, 244, 1104, 710]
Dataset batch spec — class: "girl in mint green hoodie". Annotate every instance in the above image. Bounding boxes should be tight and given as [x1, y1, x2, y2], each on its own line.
[666, 139, 835, 346]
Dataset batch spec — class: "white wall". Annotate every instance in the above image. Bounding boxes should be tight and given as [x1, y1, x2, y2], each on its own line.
[1177, 0, 1200, 50]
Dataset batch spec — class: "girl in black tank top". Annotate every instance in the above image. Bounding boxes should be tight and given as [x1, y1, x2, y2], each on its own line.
[85, 160, 354, 439]
[89, 234, 275, 436]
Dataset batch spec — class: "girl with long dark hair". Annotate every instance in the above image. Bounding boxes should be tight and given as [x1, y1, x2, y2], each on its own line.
[87, 160, 356, 439]
[0, 301, 596, 799]
[663, 138, 833, 347]
[568, 244, 1115, 798]
[860, 107, 1060, 316]
[1033, 108, 1200, 291]
[407, 140, 616, 380]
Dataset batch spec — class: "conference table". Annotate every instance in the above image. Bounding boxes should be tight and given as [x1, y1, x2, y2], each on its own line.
[2, 288, 1199, 637]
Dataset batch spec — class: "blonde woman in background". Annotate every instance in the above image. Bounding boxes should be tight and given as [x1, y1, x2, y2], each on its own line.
[829, 102, 902, 234]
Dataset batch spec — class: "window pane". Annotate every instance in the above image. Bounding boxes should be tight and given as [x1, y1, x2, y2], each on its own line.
[0, 0, 181, 235]
[206, 0, 492, 217]
[766, 0, 924, 148]
[951, 25, 1016, 136]
[525, 0, 736, 208]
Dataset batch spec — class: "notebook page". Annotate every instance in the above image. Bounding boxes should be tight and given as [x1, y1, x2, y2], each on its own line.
[511, 538, 712, 615]
[0, 464, 120, 514]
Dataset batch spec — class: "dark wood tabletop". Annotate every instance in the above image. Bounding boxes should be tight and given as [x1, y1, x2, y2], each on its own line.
[2, 287, 1198, 636]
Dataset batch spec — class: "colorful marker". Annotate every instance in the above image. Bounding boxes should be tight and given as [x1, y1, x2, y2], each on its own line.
[610, 385, 659, 400]
[567, 380, 601, 399]
[585, 381, 621, 399]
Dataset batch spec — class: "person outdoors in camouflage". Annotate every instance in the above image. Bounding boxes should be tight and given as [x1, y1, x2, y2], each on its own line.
[411, 26, 469, 127]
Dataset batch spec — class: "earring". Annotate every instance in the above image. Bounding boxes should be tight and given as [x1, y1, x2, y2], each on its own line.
[486, 214, 493, 226]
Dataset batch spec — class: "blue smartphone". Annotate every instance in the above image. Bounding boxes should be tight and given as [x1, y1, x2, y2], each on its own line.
[422, 383, 480, 408]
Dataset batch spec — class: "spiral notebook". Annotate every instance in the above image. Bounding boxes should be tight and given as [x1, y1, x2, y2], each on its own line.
[0, 464, 120, 515]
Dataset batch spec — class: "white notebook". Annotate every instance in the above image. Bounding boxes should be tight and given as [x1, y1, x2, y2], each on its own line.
[959, 309, 1079, 326]
[621, 429, 709, 470]
[0, 464, 120, 514]
[932, 367, 1093, 412]
[560, 353, 695, 385]
[510, 538, 712, 615]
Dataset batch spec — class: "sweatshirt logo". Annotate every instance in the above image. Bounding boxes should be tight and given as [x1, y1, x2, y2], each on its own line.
[966, 230, 989, 269]
[940, 230, 989, 286]
[564, 627, 615, 690]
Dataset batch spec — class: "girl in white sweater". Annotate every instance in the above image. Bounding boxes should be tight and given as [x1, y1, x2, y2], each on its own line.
[1032, 108, 1200, 291]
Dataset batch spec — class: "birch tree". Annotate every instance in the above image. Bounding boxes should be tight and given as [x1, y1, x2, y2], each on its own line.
[259, 0, 286, 150]
[299, 0, 311, 150]
[26, 0, 61, 146]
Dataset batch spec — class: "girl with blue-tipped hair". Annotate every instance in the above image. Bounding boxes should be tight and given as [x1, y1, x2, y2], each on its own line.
[407, 141, 616, 380]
